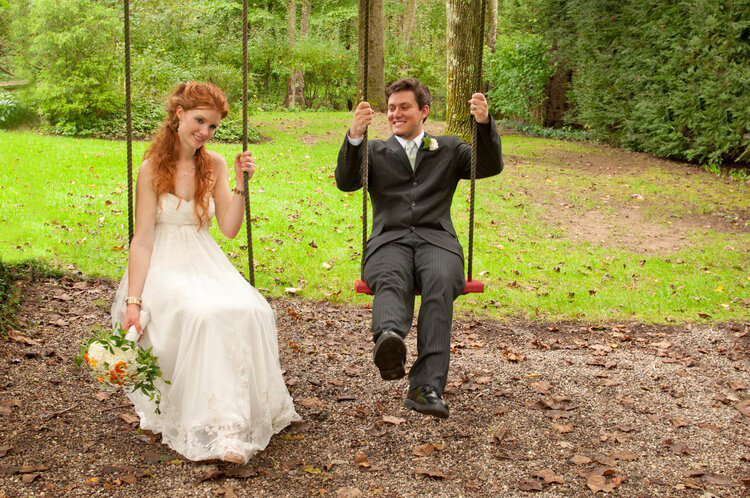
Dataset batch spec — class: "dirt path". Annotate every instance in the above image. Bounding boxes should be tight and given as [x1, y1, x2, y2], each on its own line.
[507, 144, 749, 255]
[1, 276, 749, 496]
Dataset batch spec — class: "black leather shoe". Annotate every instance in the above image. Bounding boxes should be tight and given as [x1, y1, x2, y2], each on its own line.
[404, 385, 449, 419]
[372, 331, 406, 380]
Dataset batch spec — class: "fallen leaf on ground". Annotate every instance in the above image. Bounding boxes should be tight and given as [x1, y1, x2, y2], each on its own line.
[324, 459, 346, 471]
[735, 400, 750, 418]
[118, 413, 139, 425]
[552, 423, 574, 434]
[0, 446, 11, 458]
[415, 467, 448, 479]
[518, 478, 543, 491]
[571, 455, 591, 465]
[533, 468, 565, 484]
[587, 475, 616, 493]
[610, 451, 638, 461]
[493, 406, 511, 416]
[670, 417, 689, 428]
[662, 439, 690, 455]
[492, 427, 508, 444]
[502, 349, 526, 362]
[288, 421, 311, 433]
[382, 415, 406, 425]
[336, 488, 363, 498]
[354, 451, 370, 468]
[8, 329, 41, 346]
[412, 443, 437, 457]
[299, 397, 324, 410]
[22, 473, 40, 483]
[531, 381, 552, 393]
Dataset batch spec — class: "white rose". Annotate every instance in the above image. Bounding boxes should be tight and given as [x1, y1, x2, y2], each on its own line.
[428, 138, 439, 151]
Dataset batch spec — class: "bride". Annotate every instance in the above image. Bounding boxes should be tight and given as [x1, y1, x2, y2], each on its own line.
[111, 82, 299, 464]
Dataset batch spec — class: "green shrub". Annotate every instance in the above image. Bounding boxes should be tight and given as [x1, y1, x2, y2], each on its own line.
[485, 33, 555, 124]
[499, 119, 592, 142]
[18, 0, 122, 131]
[511, 0, 750, 165]
[214, 114, 263, 143]
[0, 89, 35, 129]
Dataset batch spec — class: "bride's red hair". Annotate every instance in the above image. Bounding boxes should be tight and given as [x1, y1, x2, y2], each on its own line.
[145, 82, 229, 227]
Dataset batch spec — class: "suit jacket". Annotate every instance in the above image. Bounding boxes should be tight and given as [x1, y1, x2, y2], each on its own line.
[335, 118, 503, 264]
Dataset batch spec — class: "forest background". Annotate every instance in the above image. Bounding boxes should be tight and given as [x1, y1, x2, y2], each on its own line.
[0, 0, 748, 167]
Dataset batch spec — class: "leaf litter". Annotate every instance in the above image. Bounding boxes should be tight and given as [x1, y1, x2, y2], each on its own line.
[0, 276, 748, 495]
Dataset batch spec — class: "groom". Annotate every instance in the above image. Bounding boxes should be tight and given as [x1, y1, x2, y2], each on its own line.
[335, 78, 503, 419]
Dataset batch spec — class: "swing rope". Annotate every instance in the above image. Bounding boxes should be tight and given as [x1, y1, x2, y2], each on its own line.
[467, 0, 487, 282]
[360, 0, 370, 280]
[242, 0, 255, 286]
[124, 0, 133, 244]
[123, 0, 256, 284]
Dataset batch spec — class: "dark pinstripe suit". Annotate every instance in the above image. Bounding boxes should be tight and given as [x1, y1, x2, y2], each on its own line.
[335, 118, 503, 394]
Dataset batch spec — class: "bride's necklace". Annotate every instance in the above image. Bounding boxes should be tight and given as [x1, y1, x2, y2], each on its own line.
[176, 164, 196, 176]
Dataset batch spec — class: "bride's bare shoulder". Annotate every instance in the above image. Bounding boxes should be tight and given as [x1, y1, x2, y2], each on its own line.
[137, 159, 155, 178]
[207, 150, 227, 168]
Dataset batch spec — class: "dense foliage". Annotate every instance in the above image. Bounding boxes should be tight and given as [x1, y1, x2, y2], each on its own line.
[500, 0, 750, 165]
[1, 0, 747, 165]
[484, 33, 554, 123]
[1, 0, 447, 136]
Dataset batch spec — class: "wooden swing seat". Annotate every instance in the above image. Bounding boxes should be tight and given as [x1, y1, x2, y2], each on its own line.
[355, 279, 484, 295]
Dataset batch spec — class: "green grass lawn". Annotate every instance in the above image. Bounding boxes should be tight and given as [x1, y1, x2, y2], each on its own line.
[1, 112, 749, 323]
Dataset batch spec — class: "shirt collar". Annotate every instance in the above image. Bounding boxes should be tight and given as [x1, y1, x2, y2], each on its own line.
[395, 131, 425, 150]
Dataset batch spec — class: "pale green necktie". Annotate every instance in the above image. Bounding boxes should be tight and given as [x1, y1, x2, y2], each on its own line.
[405, 140, 417, 170]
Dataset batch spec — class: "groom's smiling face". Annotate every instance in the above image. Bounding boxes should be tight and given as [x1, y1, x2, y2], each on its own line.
[387, 90, 429, 140]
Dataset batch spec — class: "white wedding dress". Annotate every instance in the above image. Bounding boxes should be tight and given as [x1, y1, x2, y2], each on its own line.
[111, 193, 299, 462]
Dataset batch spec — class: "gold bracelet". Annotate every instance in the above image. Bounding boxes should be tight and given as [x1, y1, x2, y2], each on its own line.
[232, 187, 246, 196]
[125, 296, 142, 307]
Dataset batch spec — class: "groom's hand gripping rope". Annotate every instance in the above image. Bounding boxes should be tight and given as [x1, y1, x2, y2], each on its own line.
[349, 101, 374, 140]
[468, 93, 490, 124]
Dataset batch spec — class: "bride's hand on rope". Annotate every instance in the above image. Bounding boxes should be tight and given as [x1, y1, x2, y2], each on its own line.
[349, 101, 374, 140]
[468, 93, 490, 124]
[234, 150, 256, 183]
[123, 304, 143, 339]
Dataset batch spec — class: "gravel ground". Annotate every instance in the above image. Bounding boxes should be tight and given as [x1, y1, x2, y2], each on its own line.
[1, 275, 749, 497]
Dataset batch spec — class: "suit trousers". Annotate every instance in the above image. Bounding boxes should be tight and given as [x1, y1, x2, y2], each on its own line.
[363, 232, 465, 394]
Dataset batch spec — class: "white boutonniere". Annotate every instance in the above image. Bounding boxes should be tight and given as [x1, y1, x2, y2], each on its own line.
[422, 136, 439, 151]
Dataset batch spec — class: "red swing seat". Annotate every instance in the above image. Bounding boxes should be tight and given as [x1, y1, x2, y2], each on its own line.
[355, 279, 484, 295]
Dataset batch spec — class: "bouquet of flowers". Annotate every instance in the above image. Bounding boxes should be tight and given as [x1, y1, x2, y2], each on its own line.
[75, 326, 169, 414]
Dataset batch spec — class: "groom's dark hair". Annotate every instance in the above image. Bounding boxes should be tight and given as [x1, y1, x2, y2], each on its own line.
[386, 78, 431, 122]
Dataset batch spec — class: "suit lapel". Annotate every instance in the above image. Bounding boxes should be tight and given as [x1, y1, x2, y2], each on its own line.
[386, 135, 414, 175]
[414, 133, 432, 173]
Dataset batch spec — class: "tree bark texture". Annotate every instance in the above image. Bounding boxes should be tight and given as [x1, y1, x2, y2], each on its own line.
[402, 0, 417, 48]
[487, 0, 497, 52]
[446, 0, 484, 141]
[284, 0, 305, 108]
[358, 0, 386, 111]
[301, 0, 311, 36]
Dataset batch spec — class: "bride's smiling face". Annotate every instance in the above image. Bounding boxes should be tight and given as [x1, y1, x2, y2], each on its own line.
[175, 107, 222, 150]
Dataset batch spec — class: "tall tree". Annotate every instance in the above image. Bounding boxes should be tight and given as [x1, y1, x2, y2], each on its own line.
[486, 0, 497, 52]
[402, 0, 417, 49]
[358, 0, 385, 111]
[284, 0, 305, 107]
[446, 0, 485, 140]
[301, 0, 311, 36]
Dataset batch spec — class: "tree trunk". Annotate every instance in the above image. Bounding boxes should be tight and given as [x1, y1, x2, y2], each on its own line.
[301, 0, 311, 36]
[487, 0, 498, 52]
[358, 0, 386, 111]
[446, 0, 484, 141]
[541, 55, 571, 128]
[284, 0, 305, 108]
[402, 0, 417, 48]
